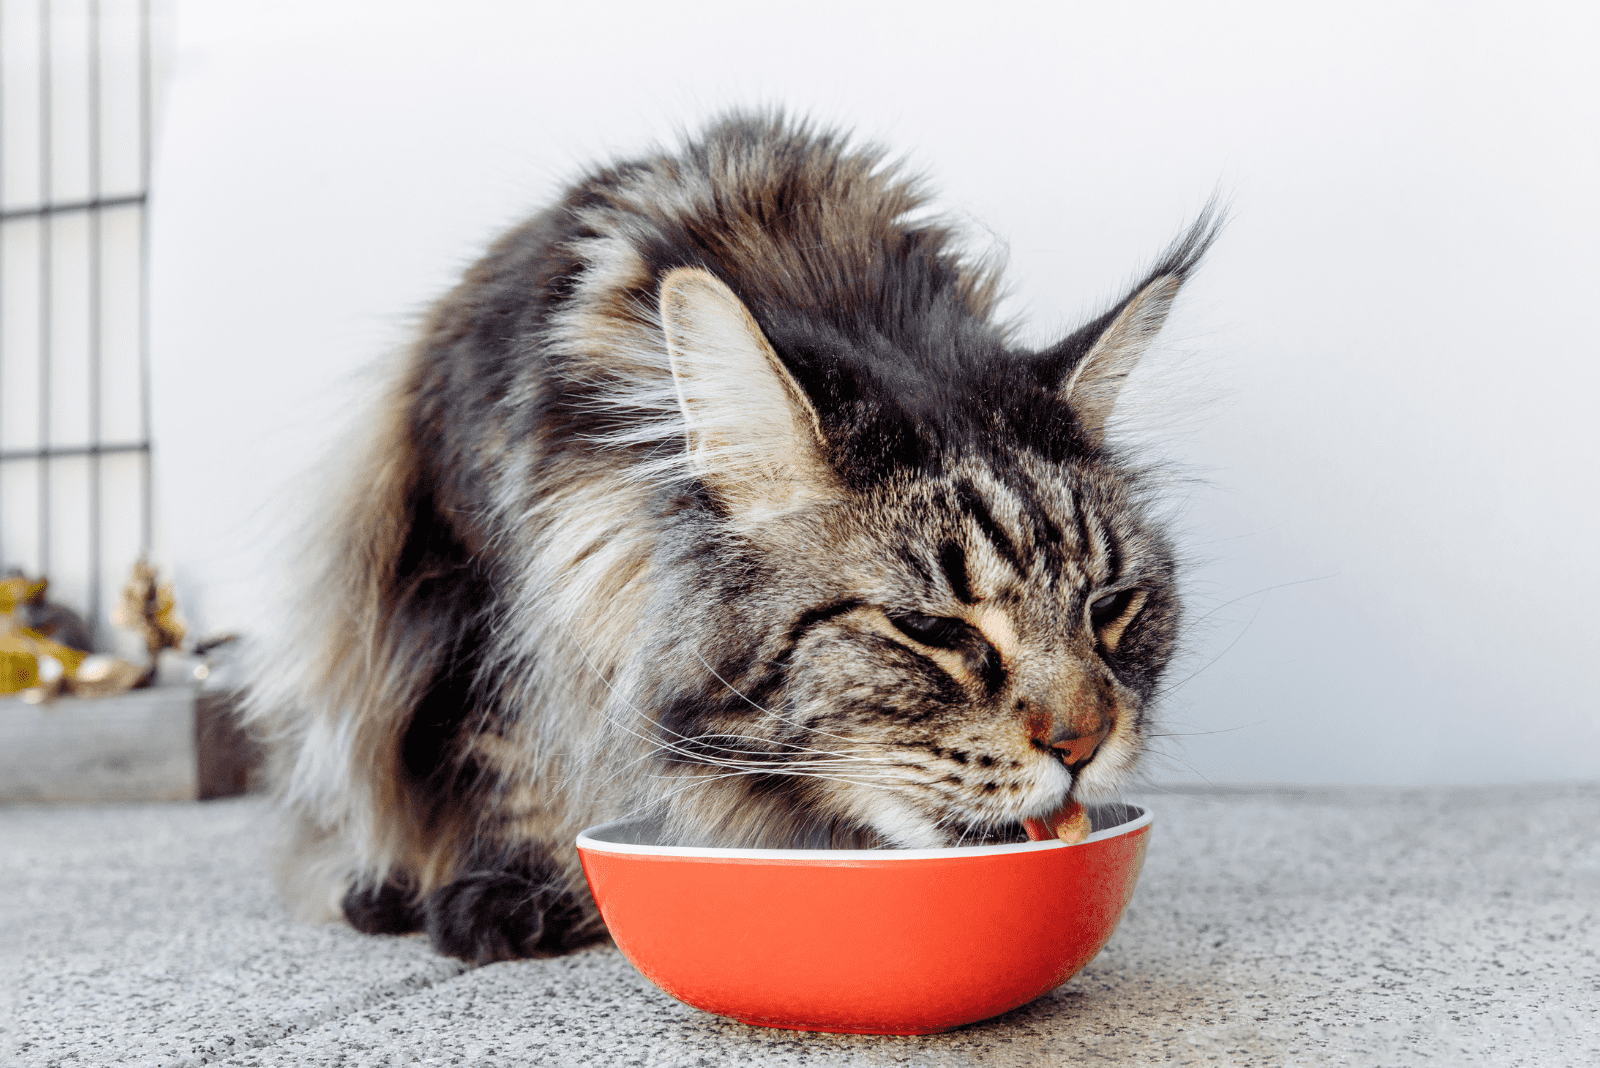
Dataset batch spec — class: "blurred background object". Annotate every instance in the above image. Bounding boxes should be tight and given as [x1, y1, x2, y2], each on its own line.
[0, 554, 255, 801]
[6, 570, 93, 651]
[111, 554, 184, 683]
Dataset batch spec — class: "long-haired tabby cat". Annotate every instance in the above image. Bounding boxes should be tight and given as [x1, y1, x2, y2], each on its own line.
[246, 114, 1219, 964]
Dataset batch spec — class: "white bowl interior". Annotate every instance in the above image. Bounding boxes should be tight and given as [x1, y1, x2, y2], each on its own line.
[577, 802, 1149, 860]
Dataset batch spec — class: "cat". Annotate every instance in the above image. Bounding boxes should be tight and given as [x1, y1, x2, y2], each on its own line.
[244, 114, 1219, 965]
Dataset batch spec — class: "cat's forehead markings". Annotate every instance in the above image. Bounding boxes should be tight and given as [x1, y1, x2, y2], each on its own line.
[953, 479, 1023, 572]
[944, 474, 1033, 606]
[970, 604, 1021, 667]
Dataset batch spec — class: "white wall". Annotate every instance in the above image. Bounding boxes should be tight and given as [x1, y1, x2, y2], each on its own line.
[149, 0, 1600, 785]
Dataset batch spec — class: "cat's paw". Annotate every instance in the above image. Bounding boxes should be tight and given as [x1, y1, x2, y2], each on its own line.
[423, 870, 553, 964]
[342, 877, 423, 935]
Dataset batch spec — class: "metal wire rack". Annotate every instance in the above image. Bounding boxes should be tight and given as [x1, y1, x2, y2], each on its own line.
[1, 0, 153, 647]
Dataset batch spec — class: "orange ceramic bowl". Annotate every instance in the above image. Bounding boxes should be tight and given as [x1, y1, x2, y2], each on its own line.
[576, 802, 1152, 1035]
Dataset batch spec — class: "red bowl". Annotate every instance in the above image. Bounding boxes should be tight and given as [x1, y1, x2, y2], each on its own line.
[576, 802, 1152, 1035]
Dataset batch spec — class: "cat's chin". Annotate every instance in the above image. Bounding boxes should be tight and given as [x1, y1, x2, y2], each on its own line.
[860, 803, 1041, 850]
[857, 796, 951, 849]
[844, 758, 1079, 849]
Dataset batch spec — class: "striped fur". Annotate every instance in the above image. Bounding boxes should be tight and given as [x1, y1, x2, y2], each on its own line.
[244, 114, 1219, 961]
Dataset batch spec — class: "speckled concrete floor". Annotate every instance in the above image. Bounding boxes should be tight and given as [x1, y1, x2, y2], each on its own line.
[3, 785, 1596, 1067]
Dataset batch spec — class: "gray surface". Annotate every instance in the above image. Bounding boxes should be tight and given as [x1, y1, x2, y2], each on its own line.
[3, 785, 1596, 1067]
[0, 687, 198, 803]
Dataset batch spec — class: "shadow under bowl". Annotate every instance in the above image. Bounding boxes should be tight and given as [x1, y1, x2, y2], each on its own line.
[576, 802, 1152, 1035]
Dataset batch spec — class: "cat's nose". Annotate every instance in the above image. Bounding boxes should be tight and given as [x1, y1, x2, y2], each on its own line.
[1044, 723, 1110, 769]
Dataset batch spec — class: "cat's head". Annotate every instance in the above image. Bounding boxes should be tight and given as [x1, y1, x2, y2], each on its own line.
[641, 213, 1215, 849]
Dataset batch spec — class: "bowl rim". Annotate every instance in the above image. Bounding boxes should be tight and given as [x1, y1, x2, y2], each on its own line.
[576, 801, 1150, 861]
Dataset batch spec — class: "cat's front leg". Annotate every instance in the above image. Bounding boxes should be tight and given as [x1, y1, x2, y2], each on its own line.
[342, 877, 424, 936]
[421, 848, 600, 964]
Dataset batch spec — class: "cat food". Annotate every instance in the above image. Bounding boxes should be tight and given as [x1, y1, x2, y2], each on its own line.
[1021, 801, 1091, 845]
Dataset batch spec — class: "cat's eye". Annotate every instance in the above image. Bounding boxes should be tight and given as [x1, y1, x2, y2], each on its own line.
[888, 611, 972, 649]
[1089, 589, 1138, 632]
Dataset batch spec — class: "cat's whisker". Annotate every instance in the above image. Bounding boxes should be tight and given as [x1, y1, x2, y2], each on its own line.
[576, 690, 904, 789]
[649, 767, 898, 790]
[1135, 742, 1227, 792]
[1182, 572, 1339, 629]
[1156, 593, 1267, 699]
[635, 766, 905, 822]
[1144, 721, 1263, 739]
[611, 707, 887, 772]
[554, 621, 883, 772]
[589, 732, 894, 793]
[688, 650, 879, 753]
[554, 652, 893, 778]
[550, 624, 814, 766]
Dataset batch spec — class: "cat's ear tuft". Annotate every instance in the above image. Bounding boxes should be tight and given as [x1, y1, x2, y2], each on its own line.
[1046, 202, 1222, 448]
[659, 267, 833, 518]
[1055, 273, 1183, 446]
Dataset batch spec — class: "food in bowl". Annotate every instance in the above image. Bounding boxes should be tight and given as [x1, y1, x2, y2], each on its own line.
[1023, 799, 1092, 844]
[577, 801, 1151, 1035]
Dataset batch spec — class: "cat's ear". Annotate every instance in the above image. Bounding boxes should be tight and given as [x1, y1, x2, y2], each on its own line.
[1052, 273, 1183, 446]
[659, 267, 833, 517]
[1046, 203, 1222, 447]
